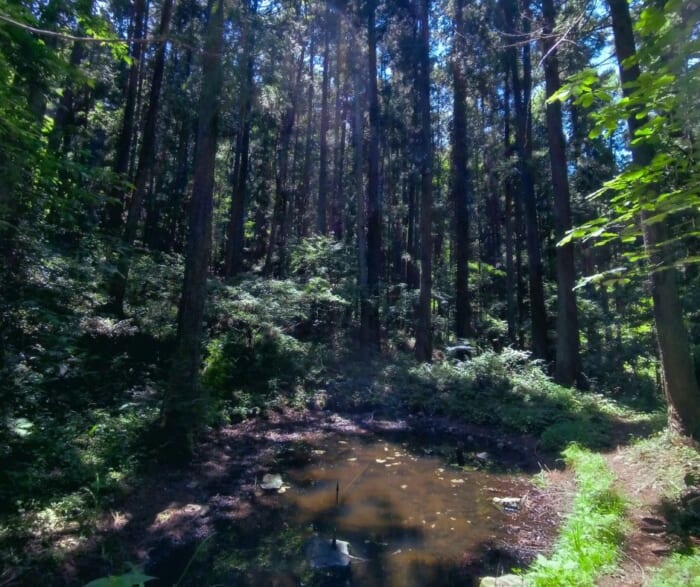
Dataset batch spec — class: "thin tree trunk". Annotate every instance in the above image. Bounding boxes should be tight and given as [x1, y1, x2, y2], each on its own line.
[110, 0, 176, 314]
[503, 68, 516, 345]
[161, 0, 225, 455]
[608, 0, 700, 437]
[452, 0, 472, 340]
[298, 37, 316, 238]
[353, 55, 368, 339]
[104, 0, 147, 231]
[542, 0, 580, 385]
[503, 0, 548, 359]
[415, 0, 433, 362]
[316, 3, 331, 235]
[362, 0, 381, 349]
[224, 0, 257, 276]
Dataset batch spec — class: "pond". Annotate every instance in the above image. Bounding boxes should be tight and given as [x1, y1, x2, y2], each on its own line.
[145, 422, 546, 587]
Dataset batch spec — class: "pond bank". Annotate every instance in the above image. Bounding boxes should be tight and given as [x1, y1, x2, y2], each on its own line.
[49, 410, 567, 586]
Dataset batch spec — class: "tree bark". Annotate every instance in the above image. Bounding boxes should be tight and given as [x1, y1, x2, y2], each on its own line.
[161, 0, 225, 454]
[608, 0, 700, 437]
[414, 0, 433, 362]
[451, 0, 472, 340]
[503, 0, 548, 359]
[542, 0, 580, 385]
[224, 0, 257, 277]
[361, 0, 381, 350]
[104, 0, 147, 232]
[316, 3, 332, 235]
[109, 0, 176, 314]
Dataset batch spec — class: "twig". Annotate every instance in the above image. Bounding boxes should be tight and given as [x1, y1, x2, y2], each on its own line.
[0, 12, 163, 44]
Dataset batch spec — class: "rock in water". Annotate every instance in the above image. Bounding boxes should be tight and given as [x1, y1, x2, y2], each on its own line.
[305, 536, 352, 569]
[491, 496, 522, 512]
[479, 574, 529, 586]
[260, 473, 283, 491]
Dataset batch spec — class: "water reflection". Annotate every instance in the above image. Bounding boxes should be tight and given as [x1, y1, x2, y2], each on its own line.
[279, 434, 526, 587]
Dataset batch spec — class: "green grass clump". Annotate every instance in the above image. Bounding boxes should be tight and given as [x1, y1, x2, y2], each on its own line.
[648, 550, 700, 586]
[525, 445, 626, 586]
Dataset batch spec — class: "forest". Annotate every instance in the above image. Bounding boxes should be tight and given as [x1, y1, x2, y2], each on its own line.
[1, 0, 699, 583]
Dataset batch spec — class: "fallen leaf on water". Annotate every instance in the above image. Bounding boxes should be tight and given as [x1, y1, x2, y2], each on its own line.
[376, 458, 386, 464]
[400, 485, 408, 490]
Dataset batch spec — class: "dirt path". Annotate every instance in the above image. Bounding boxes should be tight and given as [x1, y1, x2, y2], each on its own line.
[598, 447, 683, 587]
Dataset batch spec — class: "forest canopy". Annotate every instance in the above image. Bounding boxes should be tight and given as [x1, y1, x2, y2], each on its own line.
[0, 0, 698, 482]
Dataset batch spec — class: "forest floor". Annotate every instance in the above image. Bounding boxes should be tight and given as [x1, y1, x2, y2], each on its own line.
[13, 403, 698, 586]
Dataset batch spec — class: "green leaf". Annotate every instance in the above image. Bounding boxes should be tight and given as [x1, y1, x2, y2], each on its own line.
[7, 418, 34, 438]
[84, 570, 156, 587]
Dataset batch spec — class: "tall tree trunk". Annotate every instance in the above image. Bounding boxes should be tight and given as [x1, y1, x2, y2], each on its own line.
[542, 0, 580, 385]
[415, 0, 433, 362]
[503, 68, 516, 345]
[503, 0, 548, 359]
[224, 0, 257, 277]
[451, 0, 472, 340]
[332, 20, 347, 240]
[104, 0, 147, 232]
[316, 3, 332, 235]
[608, 0, 700, 438]
[48, 36, 87, 155]
[161, 0, 225, 455]
[264, 95, 296, 275]
[298, 37, 316, 238]
[353, 54, 368, 341]
[110, 0, 176, 314]
[361, 0, 381, 349]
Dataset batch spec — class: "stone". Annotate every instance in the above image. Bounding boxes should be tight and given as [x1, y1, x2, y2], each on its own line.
[479, 574, 529, 587]
[492, 496, 522, 512]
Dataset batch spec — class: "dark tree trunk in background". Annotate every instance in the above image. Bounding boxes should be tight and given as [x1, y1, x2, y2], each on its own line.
[503, 0, 548, 360]
[161, 0, 225, 455]
[316, 3, 331, 235]
[353, 55, 368, 341]
[48, 34, 88, 156]
[452, 0, 472, 340]
[414, 0, 433, 362]
[608, 0, 700, 438]
[503, 69, 516, 345]
[542, 0, 580, 385]
[332, 19, 347, 239]
[104, 0, 147, 232]
[361, 0, 381, 349]
[224, 0, 257, 277]
[265, 92, 296, 276]
[109, 0, 176, 314]
[298, 37, 316, 238]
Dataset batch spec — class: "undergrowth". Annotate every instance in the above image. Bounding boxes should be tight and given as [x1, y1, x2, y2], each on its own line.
[525, 445, 627, 585]
[337, 348, 663, 451]
[648, 550, 700, 586]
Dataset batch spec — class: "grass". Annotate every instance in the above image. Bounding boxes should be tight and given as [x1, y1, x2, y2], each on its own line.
[330, 348, 664, 452]
[648, 550, 700, 586]
[524, 445, 627, 586]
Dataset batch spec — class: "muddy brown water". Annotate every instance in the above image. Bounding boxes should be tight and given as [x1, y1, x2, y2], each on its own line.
[282, 434, 529, 586]
[151, 427, 538, 587]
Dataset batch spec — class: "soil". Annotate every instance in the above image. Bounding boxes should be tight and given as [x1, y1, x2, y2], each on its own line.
[598, 446, 700, 587]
